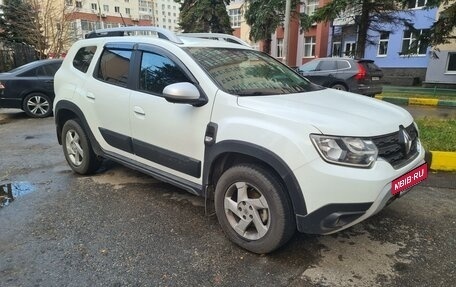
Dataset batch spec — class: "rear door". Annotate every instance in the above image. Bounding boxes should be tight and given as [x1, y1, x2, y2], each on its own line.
[83, 43, 134, 157]
[36, 62, 61, 98]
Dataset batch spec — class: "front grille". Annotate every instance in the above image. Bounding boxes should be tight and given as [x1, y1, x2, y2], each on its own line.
[371, 123, 419, 169]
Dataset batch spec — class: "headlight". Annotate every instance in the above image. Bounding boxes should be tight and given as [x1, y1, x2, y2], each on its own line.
[310, 134, 378, 168]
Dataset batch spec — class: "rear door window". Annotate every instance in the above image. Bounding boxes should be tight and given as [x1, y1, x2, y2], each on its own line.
[318, 60, 337, 71]
[96, 48, 132, 87]
[36, 63, 61, 77]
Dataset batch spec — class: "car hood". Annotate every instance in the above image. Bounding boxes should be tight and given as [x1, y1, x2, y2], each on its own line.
[237, 89, 413, 137]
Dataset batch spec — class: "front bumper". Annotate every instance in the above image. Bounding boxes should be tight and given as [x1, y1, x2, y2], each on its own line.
[294, 142, 426, 234]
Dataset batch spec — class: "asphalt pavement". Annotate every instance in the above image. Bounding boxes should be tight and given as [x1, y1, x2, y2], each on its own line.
[0, 109, 455, 287]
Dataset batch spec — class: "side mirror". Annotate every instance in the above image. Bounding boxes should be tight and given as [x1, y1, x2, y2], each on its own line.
[163, 82, 205, 105]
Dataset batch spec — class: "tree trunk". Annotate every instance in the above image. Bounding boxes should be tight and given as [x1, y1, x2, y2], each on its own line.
[263, 38, 272, 55]
[356, 0, 370, 59]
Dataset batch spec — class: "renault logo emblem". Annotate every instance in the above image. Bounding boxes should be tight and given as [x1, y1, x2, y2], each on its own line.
[399, 126, 412, 155]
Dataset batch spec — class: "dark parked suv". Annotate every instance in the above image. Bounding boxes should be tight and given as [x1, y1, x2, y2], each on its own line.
[297, 57, 383, 97]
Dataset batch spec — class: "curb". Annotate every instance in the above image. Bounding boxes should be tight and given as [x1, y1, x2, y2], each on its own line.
[429, 151, 456, 172]
[375, 96, 456, 107]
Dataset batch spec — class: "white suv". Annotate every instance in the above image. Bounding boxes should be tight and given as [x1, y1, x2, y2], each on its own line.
[54, 27, 427, 253]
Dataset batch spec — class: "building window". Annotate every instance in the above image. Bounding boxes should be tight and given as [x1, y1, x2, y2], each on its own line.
[377, 31, 389, 56]
[115, 6, 120, 13]
[447, 53, 456, 73]
[332, 42, 341, 57]
[277, 39, 284, 58]
[401, 29, 429, 55]
[103, 5, 109, 12]
[125, 8, 131, 15]
[65, 0, 73, 6]
[91, 3, 97, 11]
[229, 8, 241, 28]
[407, 0, 427, 9]
[303, 36, 316, 57]
[75, 1, 82, 8]
[304, 0, 319, 16]
[344, 42, 356, 57]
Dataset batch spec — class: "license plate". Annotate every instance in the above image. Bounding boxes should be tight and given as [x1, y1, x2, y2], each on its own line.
[372, 77, 380, 81]
[391, 163, 427, 196]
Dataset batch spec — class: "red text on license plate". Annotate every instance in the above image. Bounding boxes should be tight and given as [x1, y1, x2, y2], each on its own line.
[391, 163, 427, 195]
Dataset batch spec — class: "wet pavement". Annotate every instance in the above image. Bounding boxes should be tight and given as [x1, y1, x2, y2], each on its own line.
[0, 108, 455, 287]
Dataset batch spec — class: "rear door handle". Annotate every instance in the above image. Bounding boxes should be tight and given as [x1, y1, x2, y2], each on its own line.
[87, 92, 95, 100]
[133, 106, 146, 116]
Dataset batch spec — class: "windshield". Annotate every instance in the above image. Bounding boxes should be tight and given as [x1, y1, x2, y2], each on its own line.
[185, 47, 319, 96]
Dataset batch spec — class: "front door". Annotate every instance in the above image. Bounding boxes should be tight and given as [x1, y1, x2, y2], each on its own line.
[129, 47, 213, 185]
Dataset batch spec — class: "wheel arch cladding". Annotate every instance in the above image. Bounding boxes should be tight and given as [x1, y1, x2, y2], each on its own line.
[204, 140, 307, 216]
[54, 100, 103, 156]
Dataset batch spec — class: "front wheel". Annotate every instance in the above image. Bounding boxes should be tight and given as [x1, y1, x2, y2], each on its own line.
[23, 93, 52, 118]
[215, 164, 295, 254]
[62, 119, 100, 175]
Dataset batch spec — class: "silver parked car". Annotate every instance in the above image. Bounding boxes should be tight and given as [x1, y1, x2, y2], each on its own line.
[297, 57, 383, 97]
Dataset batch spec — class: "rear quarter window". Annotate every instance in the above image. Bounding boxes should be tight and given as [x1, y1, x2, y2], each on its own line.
[73, 46, 97, 73]
[337, 60, 351, 70]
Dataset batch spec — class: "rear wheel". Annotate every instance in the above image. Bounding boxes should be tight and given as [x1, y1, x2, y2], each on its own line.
[330, 83, 347, 91]
[23, 93, 52, 118]
[62, 119, 100, 175]
[215, 164, 295, 254]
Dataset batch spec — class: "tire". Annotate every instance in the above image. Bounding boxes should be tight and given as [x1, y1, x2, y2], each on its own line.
[214, 164, 295, 254]
[23, 93, 52, 118]
[330, 83, 347, 91]
[61, 119, 101, 175]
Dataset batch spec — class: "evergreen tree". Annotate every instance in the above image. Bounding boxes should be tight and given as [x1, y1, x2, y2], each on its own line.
[424, 0, 456, 47]
[244, 0, 283, 55]
[0, 0, 36, 45]
[244, 0, 300, 54]
[176, 0, 233, 34]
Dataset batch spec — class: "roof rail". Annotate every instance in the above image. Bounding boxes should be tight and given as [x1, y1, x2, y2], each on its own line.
[178, 33, 251, 47]
[85, 26, 183, 44]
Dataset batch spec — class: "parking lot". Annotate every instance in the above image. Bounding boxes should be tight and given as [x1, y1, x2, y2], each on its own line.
[1, 109, 455, 287]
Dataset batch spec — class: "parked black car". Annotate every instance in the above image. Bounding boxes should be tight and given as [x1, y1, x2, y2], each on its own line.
[297, 57, 383, 97]
[0, 59, 63, 118]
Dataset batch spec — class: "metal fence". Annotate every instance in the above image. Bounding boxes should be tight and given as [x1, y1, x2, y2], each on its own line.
[0, 41, 38, 72]
[383, 85, 456, 98]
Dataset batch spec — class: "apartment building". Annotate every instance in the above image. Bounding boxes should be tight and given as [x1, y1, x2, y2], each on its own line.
[153, 0, 180, 32]
[65, 0, 154, 40]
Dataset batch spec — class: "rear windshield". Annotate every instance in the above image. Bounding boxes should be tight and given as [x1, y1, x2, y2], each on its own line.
[185, 47, 319, 96]
[360, 61, 381, 71]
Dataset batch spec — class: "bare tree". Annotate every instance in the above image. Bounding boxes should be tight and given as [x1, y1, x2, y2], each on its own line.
[28, 0, 76, 58]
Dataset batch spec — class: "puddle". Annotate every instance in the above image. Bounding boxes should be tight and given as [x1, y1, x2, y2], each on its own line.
[0, 182, 35, 207]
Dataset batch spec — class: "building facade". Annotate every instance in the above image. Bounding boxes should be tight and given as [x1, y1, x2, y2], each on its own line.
[66, 0, 153, 40]
[152, 0, 181, 32]
[424, 2, 456, 88]
[363, 1, 438, 85]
